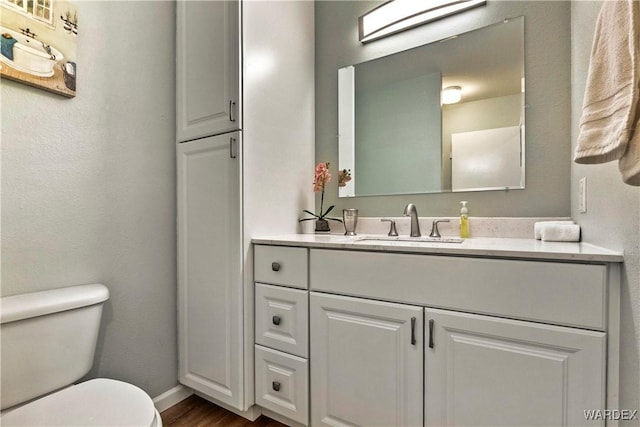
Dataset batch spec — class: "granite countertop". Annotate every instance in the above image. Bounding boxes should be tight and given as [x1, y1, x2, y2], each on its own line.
[252, 233, 624, 263]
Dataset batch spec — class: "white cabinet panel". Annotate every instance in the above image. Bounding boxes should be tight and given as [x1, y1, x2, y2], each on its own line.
[425, 308, 605, 427]
[254, 245, 308, 289]
[310, 249, 606, 330]
[177, 0, 240, 142]
[255, 345, 309, 425]
[310, 292, 423, 427]
[177, 133, 242, 408]
[255, 283, 309, 358]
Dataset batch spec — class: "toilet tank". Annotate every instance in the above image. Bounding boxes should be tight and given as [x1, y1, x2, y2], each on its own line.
[0, 284, 109, 410]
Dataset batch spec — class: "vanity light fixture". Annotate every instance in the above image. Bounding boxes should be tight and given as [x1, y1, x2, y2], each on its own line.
[441, 85, 462, 104]
[358, 0, 487, 43]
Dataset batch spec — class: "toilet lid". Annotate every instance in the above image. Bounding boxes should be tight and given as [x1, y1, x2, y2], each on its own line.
[0, 378, 156, 426]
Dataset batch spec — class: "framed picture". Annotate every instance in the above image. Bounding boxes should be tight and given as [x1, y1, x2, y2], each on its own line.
[1, 0, 77, 97]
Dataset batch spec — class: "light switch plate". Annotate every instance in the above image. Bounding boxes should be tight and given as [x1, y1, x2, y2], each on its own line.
[578, 177, 587, 213]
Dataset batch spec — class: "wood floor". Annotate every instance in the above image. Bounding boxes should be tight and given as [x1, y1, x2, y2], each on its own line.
[161, 395, 287, 427]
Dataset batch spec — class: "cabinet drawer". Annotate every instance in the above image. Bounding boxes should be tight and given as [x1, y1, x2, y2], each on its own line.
[255, 283, 308, 357]
[310, 249, 607, 330]
[255, 245, 308, 289]
[255, 345, 309, 426]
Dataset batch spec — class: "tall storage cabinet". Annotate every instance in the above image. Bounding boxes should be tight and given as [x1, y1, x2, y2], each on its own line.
[176, 0, 315, 414]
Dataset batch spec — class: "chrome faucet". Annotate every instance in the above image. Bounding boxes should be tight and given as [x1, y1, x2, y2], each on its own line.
[403, 203, 421, 237]
[429, 219, 450, 238]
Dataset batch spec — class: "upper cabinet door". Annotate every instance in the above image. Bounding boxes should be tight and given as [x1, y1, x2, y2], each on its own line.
[425, 308, 606, 427]
[177, 0, 240, 142]
[310, 292, 423, 427]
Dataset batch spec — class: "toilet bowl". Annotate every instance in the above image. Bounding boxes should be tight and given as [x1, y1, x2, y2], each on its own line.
[0, 284, 162, 427]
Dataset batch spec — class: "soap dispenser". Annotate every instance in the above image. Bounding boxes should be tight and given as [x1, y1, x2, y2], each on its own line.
[459, 201, 470, 238]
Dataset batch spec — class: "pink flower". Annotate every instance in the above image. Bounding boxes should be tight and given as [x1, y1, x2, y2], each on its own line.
[315, 162, 328, 175]
[313, 162, 331, 193]
[338, 169, 352, 187]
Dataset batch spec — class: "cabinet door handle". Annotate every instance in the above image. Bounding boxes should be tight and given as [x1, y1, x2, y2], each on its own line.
[229, 100, 236, 122]
[428, 319, 435, 349]
[272, 315, 281, 326]
[229, 137, 237, 159]
[271, 262, 281, 272]
[411, 317, 417, 345]
[272, 381, 281, 392]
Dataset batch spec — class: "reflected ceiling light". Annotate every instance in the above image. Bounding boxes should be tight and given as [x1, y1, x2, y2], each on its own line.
[359, 0, 487, 43]
[441, 86, 462, 104]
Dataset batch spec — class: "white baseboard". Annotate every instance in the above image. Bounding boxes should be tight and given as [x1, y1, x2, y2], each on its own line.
[152, 384, 194, 413]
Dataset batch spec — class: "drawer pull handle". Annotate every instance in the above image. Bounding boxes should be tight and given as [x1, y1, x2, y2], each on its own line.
[272, 315, 281, 326]
[411, 317, 417, 345]
[229, 137, 237, 159]
[272, 381, 281, 392]
[428, 319, 435, 349]
[229, 100, 236, 122]
[271, 262, 281, 272]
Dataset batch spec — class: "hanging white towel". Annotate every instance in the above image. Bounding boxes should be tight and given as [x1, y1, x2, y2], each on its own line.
[574, 0, 640, 165]
[619, 117, 640, 185]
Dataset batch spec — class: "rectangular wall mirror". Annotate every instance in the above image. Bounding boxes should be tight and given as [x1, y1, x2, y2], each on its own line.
[338, 16, 525, 198]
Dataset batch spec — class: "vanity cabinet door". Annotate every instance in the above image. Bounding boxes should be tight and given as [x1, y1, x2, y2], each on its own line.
[177, 0, 240, 142]
[177, 133, 242, 408]
[310, 292, 423, 427]
[425, 308, 606, 427]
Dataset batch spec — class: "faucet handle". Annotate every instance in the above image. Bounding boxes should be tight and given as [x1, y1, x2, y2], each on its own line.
[429, 219, 450, 238]
[381, 219, 398, 236]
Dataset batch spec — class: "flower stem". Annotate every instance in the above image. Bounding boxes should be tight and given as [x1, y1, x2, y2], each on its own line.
[319, 189, 325, 218]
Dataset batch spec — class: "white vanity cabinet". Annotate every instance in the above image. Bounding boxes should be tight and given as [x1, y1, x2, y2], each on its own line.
[310, 292, 423, 427]
[176, 0, 240, 142]
[253, 237, 620, 427]
[308, 248, 613, 427]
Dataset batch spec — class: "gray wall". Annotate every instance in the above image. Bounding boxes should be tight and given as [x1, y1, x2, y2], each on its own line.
[571, 2, 640, 422]
[1, 1, 177, 397]
[316, 1, 571, 217]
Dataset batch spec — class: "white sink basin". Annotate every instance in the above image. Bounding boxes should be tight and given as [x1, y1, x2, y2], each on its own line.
[355, 236, 464, 244]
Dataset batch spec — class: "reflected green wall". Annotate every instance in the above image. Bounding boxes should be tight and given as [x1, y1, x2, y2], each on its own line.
[355, 72, 442, 195]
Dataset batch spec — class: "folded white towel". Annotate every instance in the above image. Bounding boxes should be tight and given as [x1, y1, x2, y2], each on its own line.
[574, 0, 640, 165]
[540, 223, 581, 243]
[534, 221, 574, 240]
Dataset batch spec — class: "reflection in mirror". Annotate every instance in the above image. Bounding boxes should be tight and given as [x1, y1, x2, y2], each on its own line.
[338, 17, 525, 198]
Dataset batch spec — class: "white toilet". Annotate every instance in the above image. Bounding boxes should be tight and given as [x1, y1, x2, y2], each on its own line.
[0, 284, 162, 427]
